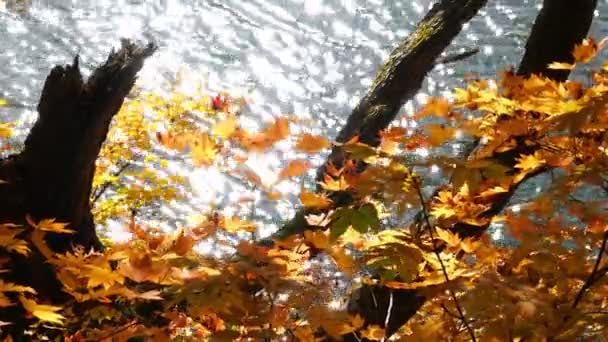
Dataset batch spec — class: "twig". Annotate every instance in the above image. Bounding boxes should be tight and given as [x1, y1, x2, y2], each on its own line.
[572, 230, 608, 309]
[91, 161, 131, 203]
[381, 290, 393, 342]
[413, 177, 477, 342]
[435, 48, 480, 65]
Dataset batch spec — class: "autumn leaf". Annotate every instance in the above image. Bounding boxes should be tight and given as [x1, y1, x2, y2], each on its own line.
[295, 133, 330, 153]
[514, 151, 545, 172]
[572, 37, 606, 63]
[278, 160, 311, 180]
[318, 174, 350, 192]
[430, 204, 456, 220]
[425, 124, 457, 146]
[211, 116, 238, 138]
[25, 215, 73, 234]
[416, 97, 451, 119]
[237, 117, 290, 151]
[435, 228, 461, 248]
[191, 134, 218, 167]
[84, 265, 125, 289]
[0, 123, 12, 138]
[300, 191, 333, 209]
[19, 296, 64, 325]
[219, 216, 257, 233]
[0, 226, 29, 256]
[304, 230, 330, 250]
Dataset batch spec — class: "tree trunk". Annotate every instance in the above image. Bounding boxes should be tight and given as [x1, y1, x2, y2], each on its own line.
[0, 40, 155, 339]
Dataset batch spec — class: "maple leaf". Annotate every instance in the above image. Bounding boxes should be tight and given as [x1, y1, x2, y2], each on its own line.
[84, 265, 125, 289]
[278, 160, 311, 180]
[318, 174, 350, 192]
[237, 117, 290, 151]
[514, 152, 545, 172]
[295, 133, 330, 153]
[26, 215, 73, 234]
[572, 37, 606, 63]
[0, 226, 29, 256]
[300, 191, 333, 209]
[425, 124, 457, 146]
[436, 228, 461, 248]
[430, 204, 457, 220]
[19, 296, 64, 325]
[416, 97, 451, 119]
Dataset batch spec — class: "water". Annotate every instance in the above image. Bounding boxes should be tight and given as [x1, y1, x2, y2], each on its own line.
[1, 0, 608, 239]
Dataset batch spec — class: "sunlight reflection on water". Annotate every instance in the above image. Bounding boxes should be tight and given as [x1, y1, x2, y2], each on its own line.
[2, 0, 608, 244]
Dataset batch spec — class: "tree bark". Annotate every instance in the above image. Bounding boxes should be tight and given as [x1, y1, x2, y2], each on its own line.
[342, 1, 597, 341]
[0, 40, 155, 338]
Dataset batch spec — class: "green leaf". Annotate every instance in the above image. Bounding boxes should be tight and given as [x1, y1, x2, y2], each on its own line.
[330, 208, 352, 240]
[352, 204, 380, 233]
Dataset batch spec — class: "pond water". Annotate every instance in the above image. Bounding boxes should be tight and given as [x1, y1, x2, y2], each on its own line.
[1, 0, 608, 240]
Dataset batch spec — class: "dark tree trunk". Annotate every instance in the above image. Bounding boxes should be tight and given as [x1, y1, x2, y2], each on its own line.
[0, 40, 155, 339]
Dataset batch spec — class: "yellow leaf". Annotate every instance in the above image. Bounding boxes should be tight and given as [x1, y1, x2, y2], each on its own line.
[26, 215, 73, 234]
[430, 205, 456, 220]
[0, 99, 6, 106]
[191, 134, 218, 167]
[219, 216, 257, 233]
[0, 226, 29, 256]
[300, 191, 333, 209]
[435, 228, 461, 248]
[0, 124, 12, 138]
[19, 296, 64, 325]
[318, 174, 350, 192]
[278, 160, 311, 180]
[212, 116, 238, 138]
[84, 265, 125, 289]
[514, 152, 545, 172]
[295, 133, 330, 153]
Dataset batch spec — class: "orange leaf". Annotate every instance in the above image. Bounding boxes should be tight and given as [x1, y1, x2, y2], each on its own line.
[278, 160, 311, 180]
[416, 97, 451, 119]
[295, 133, 330, 153]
